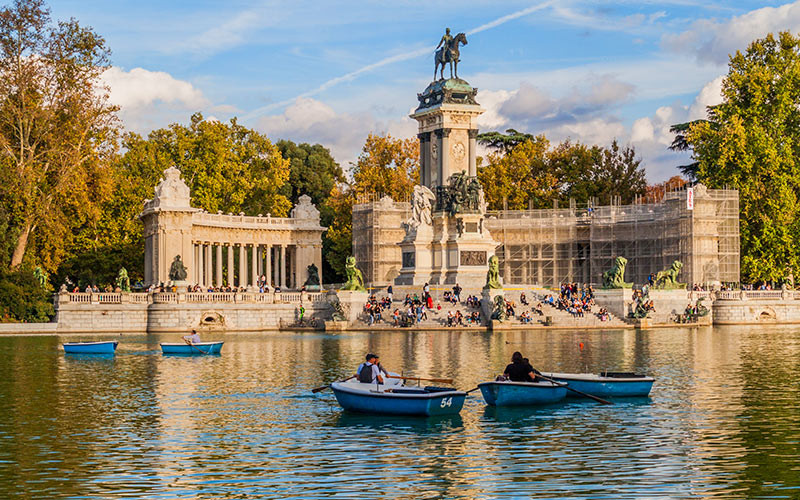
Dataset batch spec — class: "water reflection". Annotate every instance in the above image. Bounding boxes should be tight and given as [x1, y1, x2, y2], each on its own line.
[0, 327, 798, 498]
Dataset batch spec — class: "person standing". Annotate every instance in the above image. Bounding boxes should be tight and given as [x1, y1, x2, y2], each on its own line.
[453, 283, 462, 303]
[387, 285, 393, 303]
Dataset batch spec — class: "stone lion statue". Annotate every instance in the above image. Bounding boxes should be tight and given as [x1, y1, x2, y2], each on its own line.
[168, 255, 188, 282]
[654, 260, 685, 289]
[491, 295, 507, 322]
[484, 255, 502, 290]
[116, 267, 131, 292]
[602, 256, 632, 289]
[342, 256, 366, 292]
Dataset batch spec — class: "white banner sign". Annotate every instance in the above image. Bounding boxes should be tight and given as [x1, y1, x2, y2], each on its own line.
[686, 187, 694, 210]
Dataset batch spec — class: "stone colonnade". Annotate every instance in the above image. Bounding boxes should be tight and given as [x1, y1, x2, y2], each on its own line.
[191, 242, 294, 288]
[140, 167, 326, 289]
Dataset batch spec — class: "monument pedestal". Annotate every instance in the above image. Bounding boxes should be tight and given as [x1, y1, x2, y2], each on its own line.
[330, 289, 368, 325]
[481, 288, 504, 327]
[396, 211, 498, 287]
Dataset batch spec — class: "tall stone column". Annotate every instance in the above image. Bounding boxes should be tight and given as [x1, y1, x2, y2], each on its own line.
[265, 244, 272, 287]
[280, 244, 286, 288]
[216, 244, 222, 286]
[193, 244, 200, 284]
[239, 244, 247, 287]
[251, 244, 258, 286]
[204, 243, 212, 287]
[227, 244, 234, 286]
[468, 129, 478, 177]
[418, 132, 430, 186]
[440, 128, 451, 185]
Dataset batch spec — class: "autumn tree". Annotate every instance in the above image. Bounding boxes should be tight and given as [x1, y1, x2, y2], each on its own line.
[0, 0, 119, 271]
[643, 175, 688, 203]
[686, 31, 800, 282]
[323, 133, 419, 281]
[351, 133, 419, 201]
[477, 136, 559, 210]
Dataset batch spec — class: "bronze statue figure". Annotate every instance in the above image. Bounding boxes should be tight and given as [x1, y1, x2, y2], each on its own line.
[168, 255, 188, 282]
[434, 29, 468, 80]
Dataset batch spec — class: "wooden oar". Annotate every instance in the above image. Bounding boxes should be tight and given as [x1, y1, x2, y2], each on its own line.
[465, 387, 481, 394]
[535, 372, 612, 405]
[184, 338, 208, 355]
[311, 375, 355, 393]
[386, 375, 454, 384]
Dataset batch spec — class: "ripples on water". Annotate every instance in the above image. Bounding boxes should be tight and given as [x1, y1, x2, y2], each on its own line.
[1, 327, 799, 498]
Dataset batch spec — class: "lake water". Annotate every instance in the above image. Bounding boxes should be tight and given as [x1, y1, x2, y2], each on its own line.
[1, 327, 799, 499]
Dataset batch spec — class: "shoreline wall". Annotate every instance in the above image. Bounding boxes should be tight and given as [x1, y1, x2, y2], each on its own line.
[51, 291, 332, 333]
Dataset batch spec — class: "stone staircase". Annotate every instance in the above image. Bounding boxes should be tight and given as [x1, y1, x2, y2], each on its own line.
[536, 301, 628, 328]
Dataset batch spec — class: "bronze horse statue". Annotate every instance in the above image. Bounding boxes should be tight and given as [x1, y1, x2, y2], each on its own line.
[434, 32, 468, 80]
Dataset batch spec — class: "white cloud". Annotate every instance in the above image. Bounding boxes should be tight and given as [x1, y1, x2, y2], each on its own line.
[102, 67, 208, 109]
[662, 1, 800, 65]
[688, 75, 724, 120]
[257, 97, 415, 168]
[100, 67, 211, 133]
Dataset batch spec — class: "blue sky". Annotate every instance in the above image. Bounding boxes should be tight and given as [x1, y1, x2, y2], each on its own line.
[51, 0, 800, 181]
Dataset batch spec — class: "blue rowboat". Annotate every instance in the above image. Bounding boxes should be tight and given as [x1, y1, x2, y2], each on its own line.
[478, 380, 567, 407]
[330, 378, 466, 416]
[543, 372, 654, 398]
[160, 341, 224, 355]
[63, 341, 118, 354]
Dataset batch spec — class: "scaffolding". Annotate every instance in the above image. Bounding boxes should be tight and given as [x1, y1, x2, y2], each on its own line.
[353, 185, 739, 288]
[352, 196, 411, 286]
[485, 186, 739, 287]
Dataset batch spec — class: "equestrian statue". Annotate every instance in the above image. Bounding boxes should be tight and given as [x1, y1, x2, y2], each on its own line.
[434, 28, 468, 80]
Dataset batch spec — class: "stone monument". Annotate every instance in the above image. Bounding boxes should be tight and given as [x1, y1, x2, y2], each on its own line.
[396, 29, 498, 287]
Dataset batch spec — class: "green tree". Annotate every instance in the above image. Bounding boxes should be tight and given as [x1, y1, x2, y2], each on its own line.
[276, 140, 344, 206]
[590, 140, 647, 205]
[477, 128, 535, 153]
[0, 0, 119, 272]
[687, 31, 800, 282]
[59, 114, 291, 287]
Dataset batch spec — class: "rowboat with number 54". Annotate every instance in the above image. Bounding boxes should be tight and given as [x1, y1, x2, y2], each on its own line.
[330, 377, 466, 416]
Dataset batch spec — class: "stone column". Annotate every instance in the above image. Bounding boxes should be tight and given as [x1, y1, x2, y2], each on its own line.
[208, 243, 214, 286]
[192, 243, 203, 285]
[216, 244, 223, 286]
[440, 128, 451, 185]
[280, 244, 286, 288]
[418, 132, 430, 187]
[239, 244, 247, 287]
[251, 244, 258, 286]
[227, 244, 234, 286]
[265, 244, 272, 287]
[468, 129, 478, 177]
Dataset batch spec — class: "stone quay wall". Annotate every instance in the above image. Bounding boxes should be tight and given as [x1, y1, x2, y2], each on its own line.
[712, 289, 800, 325]
[53, 291, 332, 333]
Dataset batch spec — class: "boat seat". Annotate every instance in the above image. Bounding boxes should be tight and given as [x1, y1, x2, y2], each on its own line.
[599, 372, 646, 378]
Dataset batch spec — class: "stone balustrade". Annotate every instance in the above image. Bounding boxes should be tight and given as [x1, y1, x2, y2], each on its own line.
[57, 291, 324, 306]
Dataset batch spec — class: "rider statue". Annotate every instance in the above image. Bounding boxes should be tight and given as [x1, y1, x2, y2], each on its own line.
[436, 27, 453, 57]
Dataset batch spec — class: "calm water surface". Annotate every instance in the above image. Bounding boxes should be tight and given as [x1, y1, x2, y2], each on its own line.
[1, 327, 799, 499]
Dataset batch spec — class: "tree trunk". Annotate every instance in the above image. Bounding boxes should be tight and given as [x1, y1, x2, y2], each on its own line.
[10, 222, 32, 268]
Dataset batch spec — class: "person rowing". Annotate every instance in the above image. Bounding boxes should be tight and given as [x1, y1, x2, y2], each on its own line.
[357, 353, 388, 384]
[502, 351, 542, 382]
[183, 329, 201, 344]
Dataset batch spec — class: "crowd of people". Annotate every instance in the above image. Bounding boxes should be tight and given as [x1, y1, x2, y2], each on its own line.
[361, 282, 482, 328]
[539, 283, 596, 318]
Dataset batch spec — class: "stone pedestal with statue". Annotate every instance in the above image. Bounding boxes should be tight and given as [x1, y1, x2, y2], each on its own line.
[395, 57, 499, 287]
